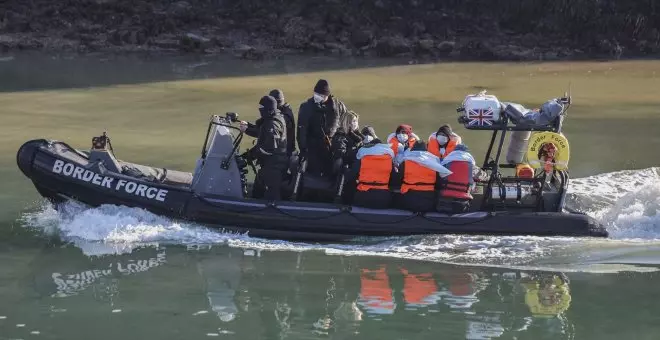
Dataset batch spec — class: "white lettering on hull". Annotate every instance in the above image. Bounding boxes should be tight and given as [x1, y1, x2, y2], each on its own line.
[51, 159, 168, 202]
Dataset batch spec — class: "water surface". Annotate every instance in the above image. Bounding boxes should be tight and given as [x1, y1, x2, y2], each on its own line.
[1, 52, 660, 339]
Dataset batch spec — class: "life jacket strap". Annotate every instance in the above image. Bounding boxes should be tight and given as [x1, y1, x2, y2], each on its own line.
[443, 180, 471, 193]
[403, 180, 436, 186]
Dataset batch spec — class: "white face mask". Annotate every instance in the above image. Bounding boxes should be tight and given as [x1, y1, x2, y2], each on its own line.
[436, 134, 449, 145]
[350, 120, 359, 131]
[313, 93, 327, 104]
[363, 135, 374, 144]
[396, 133, 409, 143]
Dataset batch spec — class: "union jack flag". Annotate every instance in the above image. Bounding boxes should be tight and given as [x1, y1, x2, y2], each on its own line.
[467, 107, 495, 126]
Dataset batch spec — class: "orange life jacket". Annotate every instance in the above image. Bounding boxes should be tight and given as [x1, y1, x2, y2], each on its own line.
[401, 159, 437, 193]
[357, 154, 393, 192]
[400, 268, 438, 306]
[359, 266, 395, 314]
[427, 133, 459, 159]
[439, 160, 473, 200]
[387, 133, 418, 158]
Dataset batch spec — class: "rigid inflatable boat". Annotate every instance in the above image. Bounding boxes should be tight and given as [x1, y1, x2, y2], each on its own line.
[16, 92, 608, 240]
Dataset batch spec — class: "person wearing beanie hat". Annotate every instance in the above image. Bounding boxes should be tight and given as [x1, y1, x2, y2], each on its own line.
[361, 126, 377, 138]
[313, 79, 331, 98]
[240, 90, 296, 157]
[398, 140, 451, 212]
[268, 89, 296, 156]
[297, 78, 350, 180]
[427, 123, 463, 160]
[245, 95, 288, 201]
[437, 139, 476, 214]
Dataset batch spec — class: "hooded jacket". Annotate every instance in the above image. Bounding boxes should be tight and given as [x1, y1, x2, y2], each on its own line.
[249, 96, 287, 161]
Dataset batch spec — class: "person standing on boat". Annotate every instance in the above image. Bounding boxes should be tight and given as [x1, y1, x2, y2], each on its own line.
[296, 79, 349, 177]
[427, 124, 462, 160]
[437, 144, 476, 213]
[399, 141, 452, 212]
[269, 89, 296, 157]
[244, 95, 288, 201]
[240, 89, 296, 157]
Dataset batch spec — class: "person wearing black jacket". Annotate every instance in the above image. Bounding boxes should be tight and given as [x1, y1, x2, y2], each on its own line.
[240, 89, 296, 157]
[243, 95, 288, 201]
[269, 89, 296, 157]
[297, 79, 349, 177]
[331, 111, 364, 173]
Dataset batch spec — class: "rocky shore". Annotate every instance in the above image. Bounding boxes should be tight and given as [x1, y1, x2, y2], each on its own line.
[1, 0, 659, 61]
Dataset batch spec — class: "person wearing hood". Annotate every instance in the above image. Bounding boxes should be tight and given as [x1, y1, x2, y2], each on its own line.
[341, 126, 379, 204]
[437, 144, 476, 213]
[427, 124, 462, 160]
[297, 79, 349, 177]
[351, 127, 394, 208]
[243, 95, 288, 200]
[240, 89, 296, 157]
[331, 111, 364, 172]
[399, 141, 453, 212]
[387, 124, 420, 165]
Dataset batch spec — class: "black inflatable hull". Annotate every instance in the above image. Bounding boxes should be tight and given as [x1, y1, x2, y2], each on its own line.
[17, 139, 609, 240]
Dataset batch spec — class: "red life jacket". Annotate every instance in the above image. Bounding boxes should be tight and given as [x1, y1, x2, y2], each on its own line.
[439, 160, 474, 200]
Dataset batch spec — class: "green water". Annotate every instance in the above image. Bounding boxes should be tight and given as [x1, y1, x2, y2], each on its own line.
[1, 52, 660, 339]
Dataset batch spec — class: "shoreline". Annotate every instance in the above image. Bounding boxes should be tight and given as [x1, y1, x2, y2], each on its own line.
[2, 38, 660, 65]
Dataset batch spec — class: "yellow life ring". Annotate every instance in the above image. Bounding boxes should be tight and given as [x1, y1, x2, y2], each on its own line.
[526, 132, 570, 170]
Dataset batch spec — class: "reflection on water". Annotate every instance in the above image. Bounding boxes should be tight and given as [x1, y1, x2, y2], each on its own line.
[51, 248, 166, 298]
[0, 244, 590, 339]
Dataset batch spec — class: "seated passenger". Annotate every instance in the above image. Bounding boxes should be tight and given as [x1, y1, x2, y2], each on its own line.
[427, 124, 462, 160]
[331, 111, 364, 173]
[400, 141, 452, 212]
[437, 144, 476, 214]
[386, 124, 419, 165]
[352, 134, 394, 209]
[341, 126, 378, 204]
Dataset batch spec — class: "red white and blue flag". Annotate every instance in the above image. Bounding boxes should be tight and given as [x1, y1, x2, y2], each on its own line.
[467, 107, 495, 126]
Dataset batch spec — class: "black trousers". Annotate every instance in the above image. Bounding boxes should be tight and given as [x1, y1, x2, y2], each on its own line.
[353, 189, 392, 209]
[254, 157, 287, 201]
[305, 145, 333, 177]
[401, 190, 436, 212]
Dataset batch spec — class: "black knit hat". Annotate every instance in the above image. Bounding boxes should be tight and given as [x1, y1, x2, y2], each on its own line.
[411, 140, 427, 151]
[259, 95, 278, 117]
[313, 79, 331, 95]
[437, 124, 453, 136]
[269, 89, 284, 106]
[361, 125, 377, 138]
[454, 144, 469, 152]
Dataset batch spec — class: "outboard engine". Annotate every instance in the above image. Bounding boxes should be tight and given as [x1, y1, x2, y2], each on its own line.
[192, 114, 245, 198]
